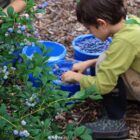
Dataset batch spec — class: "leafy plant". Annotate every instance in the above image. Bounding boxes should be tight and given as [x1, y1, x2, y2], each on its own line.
[0, 0, 95, 139]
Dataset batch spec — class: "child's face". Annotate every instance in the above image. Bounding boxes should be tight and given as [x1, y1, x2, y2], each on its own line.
[87, 19, 111, 41]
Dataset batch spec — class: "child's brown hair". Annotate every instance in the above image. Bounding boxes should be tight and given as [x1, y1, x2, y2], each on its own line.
[76, 0, 127, 28]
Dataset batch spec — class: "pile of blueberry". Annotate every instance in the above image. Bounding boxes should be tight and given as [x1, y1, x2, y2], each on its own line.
[76, 37, 111, 54]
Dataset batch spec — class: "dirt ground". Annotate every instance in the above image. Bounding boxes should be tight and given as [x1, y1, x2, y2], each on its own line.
[35, 0, 140, 139]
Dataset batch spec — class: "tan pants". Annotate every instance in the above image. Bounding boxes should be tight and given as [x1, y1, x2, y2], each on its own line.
[96, 52, 140, 101]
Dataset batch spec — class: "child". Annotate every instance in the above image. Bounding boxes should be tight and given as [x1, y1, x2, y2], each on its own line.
[62, 0, 140, 139]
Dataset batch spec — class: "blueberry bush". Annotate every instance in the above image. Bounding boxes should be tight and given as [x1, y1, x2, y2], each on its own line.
[0, 0, 93, 139]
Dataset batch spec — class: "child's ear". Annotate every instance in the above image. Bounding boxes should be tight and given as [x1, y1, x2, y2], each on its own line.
[97, 19, 108, 28]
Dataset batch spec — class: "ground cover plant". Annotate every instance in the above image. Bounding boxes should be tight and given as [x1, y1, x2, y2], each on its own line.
[0, 0, 97, 139]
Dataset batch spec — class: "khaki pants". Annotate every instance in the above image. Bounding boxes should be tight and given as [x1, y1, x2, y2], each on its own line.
[96, 52, 140, 101]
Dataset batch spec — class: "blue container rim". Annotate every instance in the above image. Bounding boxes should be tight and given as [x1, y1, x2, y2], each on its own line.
[52, 59, 80, 86]
[72, 34, 112, 56]
[22, 40, 67, 62]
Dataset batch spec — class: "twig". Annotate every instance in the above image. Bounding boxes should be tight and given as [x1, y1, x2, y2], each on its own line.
[77, 112, 87, 125]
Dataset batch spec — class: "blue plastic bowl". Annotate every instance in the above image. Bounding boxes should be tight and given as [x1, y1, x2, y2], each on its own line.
[72, 34, 112, 61]
[22, 40, 67, 65]
[22, 41, 67, 87]
[52, 60, 80, 97]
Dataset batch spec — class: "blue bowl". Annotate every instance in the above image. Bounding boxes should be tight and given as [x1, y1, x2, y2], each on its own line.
[72, 34, 112, 61]
[22, 41, 67, 87]
[52, 60, 81, 97]
[22, 40, 67, 65]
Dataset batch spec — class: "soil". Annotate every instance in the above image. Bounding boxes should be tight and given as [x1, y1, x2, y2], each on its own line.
[34, 0, 140, 139]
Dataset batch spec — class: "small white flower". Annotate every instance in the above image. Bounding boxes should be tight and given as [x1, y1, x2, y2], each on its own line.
[21, 120, 27, 126]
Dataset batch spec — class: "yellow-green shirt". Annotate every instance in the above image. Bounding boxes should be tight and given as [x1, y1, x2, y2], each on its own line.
[80, 15, 140, 95]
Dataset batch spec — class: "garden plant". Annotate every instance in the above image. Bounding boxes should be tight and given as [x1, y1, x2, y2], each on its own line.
[0, 0, 99, 139]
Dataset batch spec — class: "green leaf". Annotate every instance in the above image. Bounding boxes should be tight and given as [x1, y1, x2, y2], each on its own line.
[89, 94, 102, 100]
[80, 134, 93, 140]
[33, 67, 42, 77]
[44, 119, 51, 128]
[7, 6, 14, 17]
[74, 126, 86, 136]
[35, 9, 46, 13]
[72, 90, 85, 99]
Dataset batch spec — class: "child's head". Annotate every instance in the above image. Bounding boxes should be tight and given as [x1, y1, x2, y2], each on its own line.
[76, 0, 127, 40]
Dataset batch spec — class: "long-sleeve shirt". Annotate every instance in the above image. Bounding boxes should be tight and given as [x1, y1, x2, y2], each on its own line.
[80, 15, 140, 95]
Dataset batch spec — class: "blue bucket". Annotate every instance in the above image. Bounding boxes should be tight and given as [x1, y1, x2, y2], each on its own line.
[22, 41, 67, 87]
[52, 60, 82, 97]
[22, 40, 67, 65]
[72, 34, 112, 61]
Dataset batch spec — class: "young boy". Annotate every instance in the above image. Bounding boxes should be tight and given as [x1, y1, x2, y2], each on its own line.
[62, 0, 140, 139]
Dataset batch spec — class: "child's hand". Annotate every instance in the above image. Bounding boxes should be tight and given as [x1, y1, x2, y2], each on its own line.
[72, 61, 88, 73]
[72, 59, 97, 73]
[61, 71, 83, 83]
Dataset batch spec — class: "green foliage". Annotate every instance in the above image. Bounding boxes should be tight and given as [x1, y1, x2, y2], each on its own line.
[0, 0, 95, 139]
[72, 85, 102, 100]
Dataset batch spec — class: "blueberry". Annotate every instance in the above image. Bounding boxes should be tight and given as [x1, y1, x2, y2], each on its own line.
[76, 37, 111, 54]
[21, 120, 27, 126]
[37, 4, 43, 9]
[42, 2, 48, 8]
[8, 27, 14, 33]
[23, 130, 30, 137]
[19, 131, 25, 137]
[20, 25, 26, 32]
[13, 130, 18, 136]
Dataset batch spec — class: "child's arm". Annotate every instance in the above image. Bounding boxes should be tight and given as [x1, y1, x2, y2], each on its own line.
[72, 59, 97, 73]
[62, 71, 83, 83]
[3, 0, 26, 14]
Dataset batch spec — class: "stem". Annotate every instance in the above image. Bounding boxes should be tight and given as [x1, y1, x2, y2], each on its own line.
[0, 115, 17, 128]
[21, 97, 74, 119]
